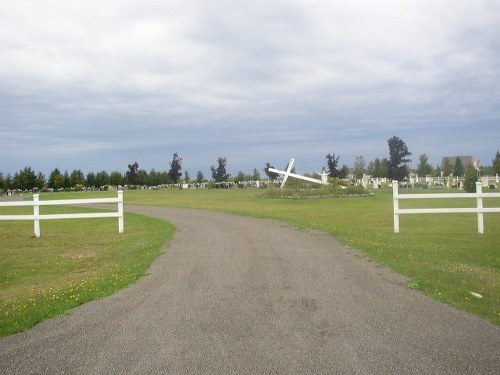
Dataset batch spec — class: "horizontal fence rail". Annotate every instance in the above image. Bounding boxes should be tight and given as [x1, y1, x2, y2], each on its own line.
[392, 181, 500, 234]
[0, 192, 124, 237]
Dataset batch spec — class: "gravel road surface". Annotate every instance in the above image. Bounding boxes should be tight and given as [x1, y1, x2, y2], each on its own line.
[1, 206, 499, 374]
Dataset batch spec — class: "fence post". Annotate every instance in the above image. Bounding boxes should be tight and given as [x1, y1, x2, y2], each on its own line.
[33, 194, 41, 238]
[476, 182, 484, 234]
[392, 181, 399, 233]
[117, 190, 124, 234]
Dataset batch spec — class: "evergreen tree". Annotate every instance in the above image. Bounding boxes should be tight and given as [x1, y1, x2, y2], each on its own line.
[211, 157, 230, 182]
[196, 171, 204, 184]
[95, 170, 110, 188]
[63, 170, 70, 189]
[86, 172, 96, 188]
[433, 165, 442, 178]
[70, 169, 85, 187]
[126, 162, 139, 185]
[48, 168, 65, 190]
[235, 171, 246, 182]
[137, 169, 149, 186]
[416, 154, 433, 177]
[5, 174, 13, 190]
[252, 168, 261, 181]
[34, 172, 46, 190]
[353, 155, 365, 180]
[464, 164, 478, 193]
[110, 171, 124, 186]
[442, 158, 453, 176]
[326, 153, 341, 178]
[149, 169, 162, 186]
[367, 158, 387, 178]
[387, 136, 412, 181]
[264, 162, 279, 180]
[339, 164, 349, 179]
[13, 166, 37, 190]
[168, 153, 182, 183]
[492, 151, 500, 175]
[453, 157, 464, 177]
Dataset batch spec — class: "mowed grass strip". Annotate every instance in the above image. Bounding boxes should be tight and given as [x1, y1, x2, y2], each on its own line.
[121, 187, 500, 326]
[0, 201, 174, 338]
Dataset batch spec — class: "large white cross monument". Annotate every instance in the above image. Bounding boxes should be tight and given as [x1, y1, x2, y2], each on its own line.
[267, 158, 329, 188]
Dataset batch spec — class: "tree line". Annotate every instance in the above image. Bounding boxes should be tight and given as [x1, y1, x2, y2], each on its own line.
[2, 137, 499, 192]
[0, 153, 253, 192]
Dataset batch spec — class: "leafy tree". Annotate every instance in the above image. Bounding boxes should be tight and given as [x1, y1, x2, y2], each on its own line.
[169, 153, 182, 183]
[442, 158, 453, 176]
[464, 164, 478, 193]
[492, 151, 500, 175]
[48, 168, 65, 190]
[184, 171, 190, 184]
[63, 170, 70, 189]
[380, 158, 389, 178]
[95, 170, 110, 188]
[252, 168, 261, 181]
[5, 173, 13, 190]
[161, 171, 172, 184]
[453, 157, 464, 177]
[353, 155, 365, 180]
[339, 164, 349, 179]
[196, 171, 204, 184]
[235, 171, 246, 182]
[34, 172, 46, 190]
[326, 153, 341, 178]
[126, 162, 139, 185]
[137, 169, 149, 186]
[149, 169, 162, 186]
[211, 157, 230, 182]
[86, 172, 96, 188]
[433, 165, 442, 178]
[284, 161, 296, 174]
[416, 154, 433, 177]
[480, 165, 493, 176]
[0, 172, 16, 191]
[264, 162, 279, 180]
[70, 169, 85, 187]
[13, 166, 36, 190]
[110, 171, 124, 186]
[366, 158, 388, 178]
[387, 136, 412, 181]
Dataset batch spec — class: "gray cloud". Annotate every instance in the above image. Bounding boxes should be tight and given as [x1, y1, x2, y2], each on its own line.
[1, 0, 499, 176]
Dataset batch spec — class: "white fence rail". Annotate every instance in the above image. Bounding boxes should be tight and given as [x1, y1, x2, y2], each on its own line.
[0, 192, 124, 237]
[392, 181, 500, 234]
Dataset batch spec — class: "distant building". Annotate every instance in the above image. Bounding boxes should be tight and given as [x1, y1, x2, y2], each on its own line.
[441, 156, 480, 172]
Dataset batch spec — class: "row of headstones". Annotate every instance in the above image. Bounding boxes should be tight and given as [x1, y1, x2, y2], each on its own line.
[361, 174, 499, 189]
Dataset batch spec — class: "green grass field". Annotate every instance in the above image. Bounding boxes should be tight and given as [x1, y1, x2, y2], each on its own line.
[1, 186, 499, 337]
[0, 200, 174, 337]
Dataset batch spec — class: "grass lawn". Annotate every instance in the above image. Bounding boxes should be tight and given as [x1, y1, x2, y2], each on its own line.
[121, 186, 500, 326]
[0, 199, 174, 338]
[1, 186, 499, 337]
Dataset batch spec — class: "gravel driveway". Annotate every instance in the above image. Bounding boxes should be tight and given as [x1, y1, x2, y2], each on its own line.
[1, 206, 499, 374]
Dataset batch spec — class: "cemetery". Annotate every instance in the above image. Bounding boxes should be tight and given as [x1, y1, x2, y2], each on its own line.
[1, 156, 499, 339]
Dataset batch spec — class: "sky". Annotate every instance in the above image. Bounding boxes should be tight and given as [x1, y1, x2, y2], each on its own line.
[1, 0, 499, 178]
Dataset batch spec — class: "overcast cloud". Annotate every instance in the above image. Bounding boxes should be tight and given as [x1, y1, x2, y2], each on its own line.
[1, 0, 499, 177]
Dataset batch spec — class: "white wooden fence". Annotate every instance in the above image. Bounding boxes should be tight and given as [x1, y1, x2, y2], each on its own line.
[392, 181, 500, 234]
[0, 192, 124, 237]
